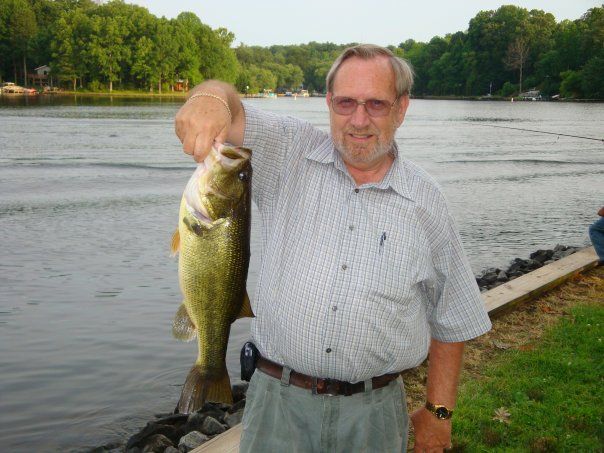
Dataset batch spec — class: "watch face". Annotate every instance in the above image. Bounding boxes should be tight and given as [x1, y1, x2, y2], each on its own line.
[435, 407, 450, 419]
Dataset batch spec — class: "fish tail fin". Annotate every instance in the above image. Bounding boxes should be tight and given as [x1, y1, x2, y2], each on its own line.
[170, 229, 180, 256]
[236, 291, 254, 319]
[173, 303, 196, 341]
[177, 365, 233, 413]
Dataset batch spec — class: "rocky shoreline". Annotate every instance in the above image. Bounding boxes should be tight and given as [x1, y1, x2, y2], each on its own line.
[91, 245, 583, 453]
[474, 244, 581, 291]
[120, 382, 249, 453]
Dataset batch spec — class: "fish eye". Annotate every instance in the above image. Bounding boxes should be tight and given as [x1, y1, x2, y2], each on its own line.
[238, 172, 248, 181]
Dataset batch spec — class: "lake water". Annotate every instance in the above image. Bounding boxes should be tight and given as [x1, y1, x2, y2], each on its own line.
[0, 96, 602, 452]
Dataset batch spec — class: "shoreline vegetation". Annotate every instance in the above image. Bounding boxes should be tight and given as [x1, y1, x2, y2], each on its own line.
[3, 90, 603, 103]
[109, 245, 601, 453]
[1, 2, 602, 100]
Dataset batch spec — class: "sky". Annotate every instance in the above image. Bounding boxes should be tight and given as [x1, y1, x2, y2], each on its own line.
[127, 0, 600, 47]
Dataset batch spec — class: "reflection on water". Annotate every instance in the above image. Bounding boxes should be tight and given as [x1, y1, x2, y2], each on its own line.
[0, 96, 602, 451]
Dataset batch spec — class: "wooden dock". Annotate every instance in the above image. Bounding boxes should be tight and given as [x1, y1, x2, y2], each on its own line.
[192, 246, 600, 453]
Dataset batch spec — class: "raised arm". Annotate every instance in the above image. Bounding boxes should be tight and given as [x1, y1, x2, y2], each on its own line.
[174, 80, 245, 162]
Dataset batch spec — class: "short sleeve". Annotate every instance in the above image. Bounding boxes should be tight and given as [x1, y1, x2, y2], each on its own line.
[426, 215, 492, 342]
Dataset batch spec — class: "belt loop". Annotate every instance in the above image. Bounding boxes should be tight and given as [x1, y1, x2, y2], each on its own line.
[364, 378, 373, 393]
[280, 366, 292, 387]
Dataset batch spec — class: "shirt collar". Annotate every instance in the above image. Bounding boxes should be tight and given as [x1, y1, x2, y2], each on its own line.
[305, 138, 335, 164]
[305, 139, 414, 201]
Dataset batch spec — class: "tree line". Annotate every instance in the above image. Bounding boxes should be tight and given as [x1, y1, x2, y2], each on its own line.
[0, 0, 602, 98]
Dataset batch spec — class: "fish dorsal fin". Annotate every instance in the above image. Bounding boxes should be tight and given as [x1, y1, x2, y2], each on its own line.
[236, 291, 254, 319]
[173, 302, 196, 341]
[171, 229, 180, 256]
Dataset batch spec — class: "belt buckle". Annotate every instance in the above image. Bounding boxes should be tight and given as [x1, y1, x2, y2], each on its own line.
[312, 377, 339, 396]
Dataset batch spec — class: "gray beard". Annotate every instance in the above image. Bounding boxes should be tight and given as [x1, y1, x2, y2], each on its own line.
[334, 136, 394, 165]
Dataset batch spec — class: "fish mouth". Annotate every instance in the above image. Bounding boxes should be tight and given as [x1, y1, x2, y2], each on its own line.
[184, 162, 212, 223]
[215, 145, 251, 170]
[183, 146, 251, 223]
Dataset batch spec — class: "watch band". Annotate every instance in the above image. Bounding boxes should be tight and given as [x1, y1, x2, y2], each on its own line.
[425, 401, 454, 420]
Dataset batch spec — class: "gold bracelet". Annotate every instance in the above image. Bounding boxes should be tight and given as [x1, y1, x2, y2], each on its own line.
[186, 92, 232, 121]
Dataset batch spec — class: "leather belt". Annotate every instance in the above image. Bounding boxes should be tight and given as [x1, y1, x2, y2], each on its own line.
[256, 357, 399, 396]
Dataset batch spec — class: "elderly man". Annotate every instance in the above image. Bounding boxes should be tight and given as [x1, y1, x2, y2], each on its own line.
[175, 44, 491, 453]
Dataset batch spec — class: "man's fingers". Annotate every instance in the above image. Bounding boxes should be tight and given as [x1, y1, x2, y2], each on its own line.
[191, 133, 212, 162]
[215, 125, 228, 146]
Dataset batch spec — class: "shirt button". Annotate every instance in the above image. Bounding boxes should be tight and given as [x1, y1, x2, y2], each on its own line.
[332, 306, 337, 311]
[341, 264, 347, 270]
[326, 348, 332, 353]
[354, 188, 359, 193]
[349, 225, 354, 231]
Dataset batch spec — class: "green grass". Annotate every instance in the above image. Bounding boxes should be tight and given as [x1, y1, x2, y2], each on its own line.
[453, 303, 604, 452]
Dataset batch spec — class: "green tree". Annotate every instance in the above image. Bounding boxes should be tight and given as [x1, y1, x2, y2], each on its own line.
[559, 70, 582, 98]
[50, 14, 78, 89]
[195, 23, 239, 83]
[86, 13, 130, 91]
[580, 53, 604, 99]
[152, 17, 178, 93]
[172, 13, 203, 87]
[1, 0, 38, 85]
[130, 35, 155, 90]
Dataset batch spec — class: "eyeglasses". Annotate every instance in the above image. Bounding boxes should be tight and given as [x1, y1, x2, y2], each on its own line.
[330, 96, 399, 117]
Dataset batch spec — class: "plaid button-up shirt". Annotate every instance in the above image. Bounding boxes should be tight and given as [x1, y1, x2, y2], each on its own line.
[243, 104, 491, 382]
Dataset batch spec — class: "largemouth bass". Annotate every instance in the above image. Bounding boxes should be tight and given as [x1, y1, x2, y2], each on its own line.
[171, 144, 253, 414]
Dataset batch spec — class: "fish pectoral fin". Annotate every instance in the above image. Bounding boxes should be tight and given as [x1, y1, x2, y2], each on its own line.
[170, 229, 180, 256]
[236, 291, 254, 319]
[173, 303, 197, 341]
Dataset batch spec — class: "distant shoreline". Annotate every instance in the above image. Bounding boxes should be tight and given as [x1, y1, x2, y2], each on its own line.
[3, 91, 602, 103]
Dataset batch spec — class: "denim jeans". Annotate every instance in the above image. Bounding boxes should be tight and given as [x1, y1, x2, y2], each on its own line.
[239, 369, 408, 453]
[589, 216, 604, 262]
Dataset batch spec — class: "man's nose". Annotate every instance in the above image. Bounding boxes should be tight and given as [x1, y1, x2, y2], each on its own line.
[349, 103, 371, 128]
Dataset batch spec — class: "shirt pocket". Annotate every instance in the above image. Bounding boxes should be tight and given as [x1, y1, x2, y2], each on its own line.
[370, 227, 428, 312]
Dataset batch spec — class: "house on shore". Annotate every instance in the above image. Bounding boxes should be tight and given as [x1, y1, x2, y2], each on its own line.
[28, 65, 54, 87]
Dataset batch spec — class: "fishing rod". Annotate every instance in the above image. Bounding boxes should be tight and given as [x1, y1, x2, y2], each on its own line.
[468, 123, 604, 143]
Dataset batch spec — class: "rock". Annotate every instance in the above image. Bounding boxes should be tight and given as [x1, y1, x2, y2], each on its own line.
[507, 258, 525, 274]
[197, 402, 226, 422]
[524, 259, 542, 271]
[201, 415, 226, 435]
[232, 382, 249, 402]
[154, 414, 189, 425]
[228, 398, 246, 414]
[164, 447, 180, 453]
[553, 249, 575, 260]
[496, 270, 508, 282]
[185, 412, 207, 433]
[126, 448, 142, 453]
[178, 431, 208, 452]
[529, 249, 554, 264]
[225, 410, 244, 428]
[126, 421, 183, 449]
[142, 434, 173, 453]
[216, 402, 232, 412]
[553, 244, 568, 252]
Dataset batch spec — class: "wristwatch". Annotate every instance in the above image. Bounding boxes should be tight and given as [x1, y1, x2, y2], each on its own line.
[425, 401, 454, 420]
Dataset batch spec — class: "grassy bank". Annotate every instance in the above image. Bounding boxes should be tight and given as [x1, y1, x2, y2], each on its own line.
[403, 266, 604, 452]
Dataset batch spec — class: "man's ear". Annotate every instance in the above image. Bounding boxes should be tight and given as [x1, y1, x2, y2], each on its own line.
[395, 94, 410, 126]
